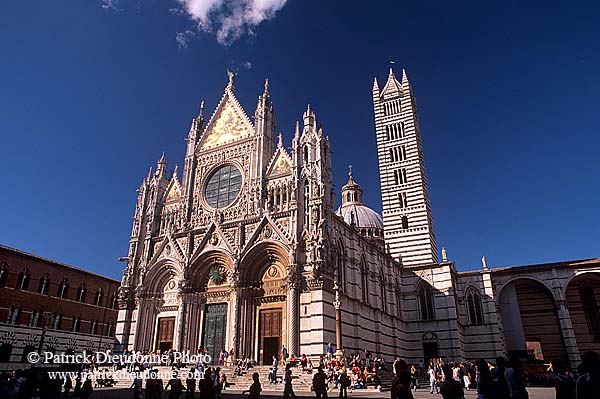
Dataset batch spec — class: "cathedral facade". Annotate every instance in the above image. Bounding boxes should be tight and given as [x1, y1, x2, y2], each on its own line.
[116, 69, 600, 369]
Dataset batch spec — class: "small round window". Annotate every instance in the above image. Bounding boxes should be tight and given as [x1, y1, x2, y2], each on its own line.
[204, 165, 242, 208]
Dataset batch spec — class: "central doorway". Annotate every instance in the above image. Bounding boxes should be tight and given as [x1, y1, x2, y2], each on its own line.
[157, 317, 175, 352]
[202, 303, 228, 364]
[259, 308, 282, 365]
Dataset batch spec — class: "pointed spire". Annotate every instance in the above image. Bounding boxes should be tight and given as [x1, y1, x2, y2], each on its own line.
[158, 151, 166, 165]
[199, 101, 204, 118]
[401, 68, 409, 84]
[146, 166, 153, 181]
[373, 77, 379, 90]
[294, 121, 300, 138]
[264, 78, 269, 96]
[303, 104, 316, 130]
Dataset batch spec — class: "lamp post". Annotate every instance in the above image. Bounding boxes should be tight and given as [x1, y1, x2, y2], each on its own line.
[333, 281, 344, 361]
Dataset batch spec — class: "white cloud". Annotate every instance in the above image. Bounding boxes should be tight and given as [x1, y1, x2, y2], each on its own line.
[176, 0, 287, 46]
[101, 0, 121, 10]
[243, 60, 252, 69]
[176, 30, 196, 48]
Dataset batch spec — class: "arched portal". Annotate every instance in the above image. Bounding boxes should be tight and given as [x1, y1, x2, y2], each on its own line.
[134, 258, 183, 353]
[239, 241, 290, 365]
[188, 250, 234, 363]
[499, 278, 567, 363]
[565, 272, 600, 354]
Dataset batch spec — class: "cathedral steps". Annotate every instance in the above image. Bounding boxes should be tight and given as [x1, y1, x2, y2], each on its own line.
[108, 365, 393, 392]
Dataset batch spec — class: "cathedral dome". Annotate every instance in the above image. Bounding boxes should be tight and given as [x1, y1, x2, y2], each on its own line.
[336, 166, 384, 245]
[336, 203, 384, 230]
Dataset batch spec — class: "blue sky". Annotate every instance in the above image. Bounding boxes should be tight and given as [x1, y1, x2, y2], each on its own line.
[1, 0, 598, 280]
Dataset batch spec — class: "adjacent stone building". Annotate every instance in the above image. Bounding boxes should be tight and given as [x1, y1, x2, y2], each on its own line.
[115, 68, 600, 369]
[0, 245, 119, 370]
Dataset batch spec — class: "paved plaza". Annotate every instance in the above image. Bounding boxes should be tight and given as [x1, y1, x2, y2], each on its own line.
[88, 387, 557, 399]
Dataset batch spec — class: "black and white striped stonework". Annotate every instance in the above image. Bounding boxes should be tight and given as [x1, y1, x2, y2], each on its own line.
[372, 68, 438, 266]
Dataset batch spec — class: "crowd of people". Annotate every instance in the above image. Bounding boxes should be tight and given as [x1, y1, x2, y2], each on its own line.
[1, 349, 600, 398]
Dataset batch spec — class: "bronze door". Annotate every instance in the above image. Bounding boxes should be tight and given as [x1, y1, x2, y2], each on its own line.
[202, 303, 228, 364]
[156, 317, 175, 352]
[259, 308, 282, 365]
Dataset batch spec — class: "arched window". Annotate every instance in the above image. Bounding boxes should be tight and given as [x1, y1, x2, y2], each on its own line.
[580, 284, 600, 339]
[380, 269, 387, 312]
[6, 306, 22, 325]
[361, 259, 369, 304]
[90, 319, 98, 335]
[466, 288, 484, 325]
[52, 313, 62, 330]
[0, 261, 8, 287]
[95, 288, 104, 306]
[37, 273, 50, 295]
[418, 283, 435, 321]
[57, 278, 69, 299]
[303, 145, 309, 163]
[16, 268, 30, 291]
[72, 317, 81, 332]
[110, 293, 118, 309]
[304, 179, 310, 226]
[77, 283, 87, 303]
[401, 216, 409, 230]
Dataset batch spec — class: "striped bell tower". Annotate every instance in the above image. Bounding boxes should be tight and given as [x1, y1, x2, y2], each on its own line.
[372, 66, 438, 265]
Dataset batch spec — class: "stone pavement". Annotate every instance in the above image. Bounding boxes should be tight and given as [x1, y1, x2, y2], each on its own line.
[89, 386, 557, 399]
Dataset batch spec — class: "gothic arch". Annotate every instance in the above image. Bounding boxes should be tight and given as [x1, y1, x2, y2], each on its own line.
[143, 257, 184, 294]
[188, 250, 235, 291]
[239, 241, 289, 285]
[416, 280, 435, 321]
[464, 285, 484, 325]
[562, 271, 600, 300]
[497, 275, 555, 302]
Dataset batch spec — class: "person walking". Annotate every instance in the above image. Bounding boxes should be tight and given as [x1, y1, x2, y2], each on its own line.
[338, 367, 349, 399]
[504, 359, 527, 399]
[313, 366, 328, 399]
[270, 355, 279, 384]
[198, 369, 214, 399]
[439, 364, 463, 399]
[167, 371, 184, 399]
[131, 372, 143, 399]
[186, 368, 197, 399]
[429, 365, 439, 394]
[391, 360, 413, 399]
[475, 359, 497, 399]
[284, 365, 298, 399]
[242, 372, 262, 399]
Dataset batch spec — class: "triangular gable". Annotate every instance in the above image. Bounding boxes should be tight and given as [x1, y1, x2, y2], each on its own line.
[164, 176, 182, 203]
[149, 234, 186, 265]
[381, 70, 402, 99]
[266, 146, 292, 177]
[241, 215, 290, 256]
[190, 222, 235, 264]
[199, 88, 254, 151]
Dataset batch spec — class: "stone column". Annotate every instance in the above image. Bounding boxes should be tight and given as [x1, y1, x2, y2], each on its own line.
[230, 273, 241, 359]
[556, 299, 580, 369]
[289, 282, 300, 356]
[333, 281, 343, 358]
[175, 279, 190, 351]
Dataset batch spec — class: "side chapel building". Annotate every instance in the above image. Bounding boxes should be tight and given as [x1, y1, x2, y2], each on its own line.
[115, 68, 600, 369]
